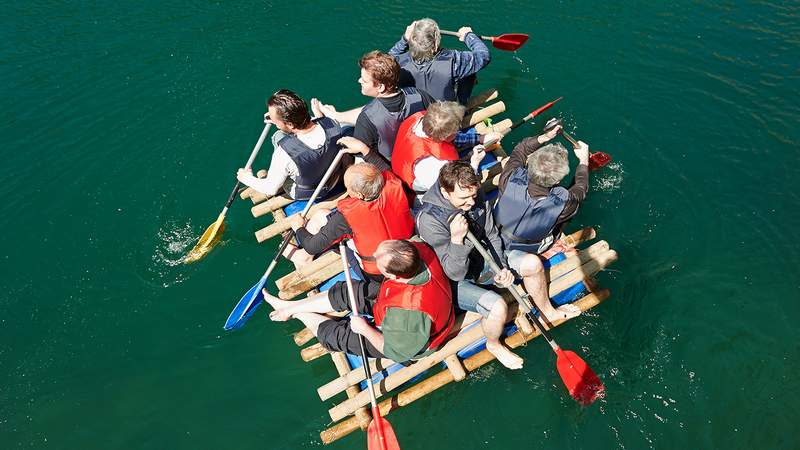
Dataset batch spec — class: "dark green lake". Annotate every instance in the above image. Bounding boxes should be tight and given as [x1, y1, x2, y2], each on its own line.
[3, 1, 799, 448]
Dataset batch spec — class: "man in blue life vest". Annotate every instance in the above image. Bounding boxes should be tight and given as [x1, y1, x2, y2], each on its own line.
[494, 123, 591, 259]
[264, 240, 455, 364]
[388, 18, 491, 105]
[236, 89, 349, 201]
[310, 51, 435, 163]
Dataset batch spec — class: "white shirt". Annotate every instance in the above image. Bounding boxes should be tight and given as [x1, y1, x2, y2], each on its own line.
[410, 119, 449, 193]
[239, 123, 330, 198]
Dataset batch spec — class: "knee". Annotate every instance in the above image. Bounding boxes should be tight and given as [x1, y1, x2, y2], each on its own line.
[519, 254, 544, 276]
[306, 209, 331, 233]
[489, 296, 508, 318]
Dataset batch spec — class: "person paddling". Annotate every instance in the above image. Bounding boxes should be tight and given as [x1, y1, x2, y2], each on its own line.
[391, 101, 502, 193]
[311, 51, 435, 163]
[494, 122, 591, 258]
[265, 240, 455, 364]
[389, 19, 491, 104]
[236, 89, 349, 201]
[285, 141, 414, 283]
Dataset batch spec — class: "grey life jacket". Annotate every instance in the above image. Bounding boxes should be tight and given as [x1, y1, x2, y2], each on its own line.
[494, 167, 570, 254]
[279, 117, 343, 200]
[416, 186, 494, 281]
[361, 87, 425, 161]
[397, 50, 458, 102]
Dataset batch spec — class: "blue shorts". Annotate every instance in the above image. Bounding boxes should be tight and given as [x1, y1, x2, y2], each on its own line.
[453, 262, 503, 317]
[505, 249, 529, 276]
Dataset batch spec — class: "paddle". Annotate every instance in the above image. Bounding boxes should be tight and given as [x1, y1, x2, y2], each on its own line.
[543, 118, 612, 171]
[339, 242, 401, 450]
[463, 228, 605, 405]
[184, 122, 273, 264]
[440, 30, 529, 52]
[223, 149, 348, 330]
[505, 97, 563, 133]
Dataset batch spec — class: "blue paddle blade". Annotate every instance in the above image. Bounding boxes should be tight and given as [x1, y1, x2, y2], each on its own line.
[224, 275, 267, 330]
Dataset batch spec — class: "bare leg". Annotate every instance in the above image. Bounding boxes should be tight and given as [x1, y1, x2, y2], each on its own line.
[481, 298, 523, 370]
[518, 254, 580, 324]
[263, 289, 336, 321]
[292, 312, 329, 337]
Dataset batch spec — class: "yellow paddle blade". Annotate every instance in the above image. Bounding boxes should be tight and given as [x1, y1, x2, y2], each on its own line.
[183, 216, 225, 264]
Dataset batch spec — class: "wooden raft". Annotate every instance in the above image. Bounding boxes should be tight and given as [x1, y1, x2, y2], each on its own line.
[246, 91, 617, 445]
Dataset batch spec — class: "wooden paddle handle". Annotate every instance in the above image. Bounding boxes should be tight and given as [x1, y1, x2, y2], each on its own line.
[440, 29, 494, 42]
[245, 123, 272, 170]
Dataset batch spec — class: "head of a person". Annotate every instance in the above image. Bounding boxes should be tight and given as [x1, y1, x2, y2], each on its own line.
[344, 163, 384, 201]
[421, 101, 465, 142]
[267, 89, 312, 133]
[358, 51, 400, 98]
[438, 160, 480, 211]
[375, 240, 421, 280]
[408, 18, 441, 63]
[526, 143, 570, 187]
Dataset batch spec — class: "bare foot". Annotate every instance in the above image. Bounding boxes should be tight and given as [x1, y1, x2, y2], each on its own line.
[263, 288, 294, 321]
[543, 303, 581, 322]
[486, 341, 524, 370]
[541, 240, 577, 259]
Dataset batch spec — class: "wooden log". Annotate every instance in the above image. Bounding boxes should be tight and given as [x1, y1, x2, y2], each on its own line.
[548, 240, 609, 281]
[301, 342, 328, 362]
[326, 248, 616, 421]
[475, 118, 514, 135]
[465, 89, 499, 112]
[255, 193, 347, 242]
[252, 194, 294, 218]
[279, 262, 344, 300]
[444, 354, 467, 381]
[320, 288, 611, 444]
[276, 251, 341, 292]
[329, 352, 371, 431]
[239, 170, 269, 200]
[462, 101, 506, 128]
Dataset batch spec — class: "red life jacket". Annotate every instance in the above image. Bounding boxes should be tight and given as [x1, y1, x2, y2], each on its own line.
[337, 171, 415, 275]
[373, 242, 455, 350]
[391, 111, 460, 189]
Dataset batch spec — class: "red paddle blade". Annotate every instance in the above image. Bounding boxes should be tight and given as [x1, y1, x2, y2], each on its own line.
[367, 408, 400, 450]
[589, 152, 612, 171]
[491, 33, 529, 51]
[555, 349, 605, 405]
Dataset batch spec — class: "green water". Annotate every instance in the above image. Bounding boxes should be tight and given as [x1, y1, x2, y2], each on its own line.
[3, 1, 799, 449]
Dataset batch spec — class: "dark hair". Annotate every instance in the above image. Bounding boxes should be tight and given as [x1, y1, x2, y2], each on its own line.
[359, 51, 399, 93]
[438, 160, 480, 193]
[379, 240, 421, 278]
[267, 89, 312, 129]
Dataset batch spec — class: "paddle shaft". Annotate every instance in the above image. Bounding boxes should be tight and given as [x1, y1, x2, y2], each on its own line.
[338, 243, 381, 408]
[220, 123, 273, 213]
[257, 149, 348, 279]
[463, 229, 560, 351]
[441, 29, 501, 43]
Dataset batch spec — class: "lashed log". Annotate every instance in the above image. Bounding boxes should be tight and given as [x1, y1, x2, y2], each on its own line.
[462, 101, 506, 128]
[320, 288, 611, 444]
[465, 89, 499, 112]
[475, 118, 514, 135]
[254, 193, 347, 242]
[252, 194, 294, 218]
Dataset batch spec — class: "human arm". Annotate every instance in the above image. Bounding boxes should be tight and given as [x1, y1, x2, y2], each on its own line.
[559, 141, 590, 221]
[350, 316, 384, 354]
[338, 136, 391, 172]
[417, 213, 474, 281]
[310, 98, 363, 125]
[388, 21, 415, 57]
[236, 147, 293, 196]
[450, 28, 492, 81]
[293, 211, 352, 256]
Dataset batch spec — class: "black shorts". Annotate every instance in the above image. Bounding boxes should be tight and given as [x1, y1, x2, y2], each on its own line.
[317, 275, 384, 358]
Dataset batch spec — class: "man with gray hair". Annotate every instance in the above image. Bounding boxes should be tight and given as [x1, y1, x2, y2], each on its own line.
[388, 19, 491, 104]
[391, 101, 502, 193]
[286, 138, 415, 281]
[494, 123, 591, 258]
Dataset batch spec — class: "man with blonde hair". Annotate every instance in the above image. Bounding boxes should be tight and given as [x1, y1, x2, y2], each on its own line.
[391, 100, 502, 193]
[388, 18, 491, 104]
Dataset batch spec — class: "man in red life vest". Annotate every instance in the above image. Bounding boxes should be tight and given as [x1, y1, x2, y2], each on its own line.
[390, 101, 502, 193]
[265, 240, 455, 363]
[285, 137, 414, 281]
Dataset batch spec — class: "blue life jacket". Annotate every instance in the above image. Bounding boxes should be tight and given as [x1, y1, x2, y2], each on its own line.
[494, 167, 570, 254]
[397, 50, 457, 102]
[416, 184, 494, 281]
[279, 117, 343, 201]
[361, 87, 425, 161]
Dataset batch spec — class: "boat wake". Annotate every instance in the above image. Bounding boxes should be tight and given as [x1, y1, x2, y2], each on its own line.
[148, 220, 200, 287]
